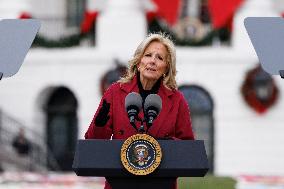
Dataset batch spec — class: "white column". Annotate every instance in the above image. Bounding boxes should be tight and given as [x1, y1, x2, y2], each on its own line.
[187, 0, 200, 18]
[96, 0, 147, 58]
[0, 0, 31, 18]
[232, 0, 278, 53]
[273, 0, 284, 15]
[87, 0, 106, 12]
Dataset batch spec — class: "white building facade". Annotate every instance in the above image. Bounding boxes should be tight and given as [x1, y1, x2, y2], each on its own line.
[0, 0, 284, 176]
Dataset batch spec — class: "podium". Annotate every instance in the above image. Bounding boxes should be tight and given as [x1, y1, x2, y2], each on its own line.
[73, 139, 209, 189]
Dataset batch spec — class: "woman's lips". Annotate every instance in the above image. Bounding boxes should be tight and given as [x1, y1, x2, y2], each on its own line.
[146, 67, 156, 71]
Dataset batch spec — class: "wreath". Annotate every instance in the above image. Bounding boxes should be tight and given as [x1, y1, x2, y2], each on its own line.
[173, 17, 207, 41]
[241, 65, 279, 114]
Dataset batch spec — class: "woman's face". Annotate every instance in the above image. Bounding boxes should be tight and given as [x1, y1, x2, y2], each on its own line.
[138, 41, 168, 82]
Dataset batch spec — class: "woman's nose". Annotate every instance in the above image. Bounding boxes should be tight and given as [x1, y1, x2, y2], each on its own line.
[150, 55, 157, 63]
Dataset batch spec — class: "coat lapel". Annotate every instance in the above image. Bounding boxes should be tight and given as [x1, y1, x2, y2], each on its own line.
[120, 76, 139, 94]
[120, 76, 174, 136]
[148, 84, 174, 136]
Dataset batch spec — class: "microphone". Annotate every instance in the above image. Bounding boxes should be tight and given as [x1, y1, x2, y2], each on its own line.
[125, 92, 142, 124]
[144, 94, 162, 127]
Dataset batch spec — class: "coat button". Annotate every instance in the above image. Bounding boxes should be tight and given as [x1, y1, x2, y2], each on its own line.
[118, 130, 124, 135]
[164, 133, 170, 138]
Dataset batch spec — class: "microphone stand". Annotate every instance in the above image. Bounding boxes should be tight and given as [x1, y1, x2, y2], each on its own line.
[128, 111, 155, 134]
[138, 117, 153, 134]
[130, 122, 138, 132]
[138, 118, 146, 134]
[130, 116, 147, 134]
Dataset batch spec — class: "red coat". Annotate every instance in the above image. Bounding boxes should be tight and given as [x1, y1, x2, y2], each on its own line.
[85, 76, 194, 189]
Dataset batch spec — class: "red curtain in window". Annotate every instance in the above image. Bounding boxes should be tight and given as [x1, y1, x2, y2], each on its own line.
[208, 0, 244, 29]
[152, 0, 182, 26]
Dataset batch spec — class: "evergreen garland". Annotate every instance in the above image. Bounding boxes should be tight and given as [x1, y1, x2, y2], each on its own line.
[25, 13, 230, 48]
[148, 18, 230, 46]
[32, 33, 87, 48]
[20, 11, 97, 48]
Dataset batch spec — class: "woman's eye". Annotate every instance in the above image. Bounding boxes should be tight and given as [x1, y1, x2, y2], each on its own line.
[145, 54, 151, 57]
[158, 56, 163, 60]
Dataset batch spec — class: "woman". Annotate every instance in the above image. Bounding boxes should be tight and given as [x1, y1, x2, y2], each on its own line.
[85, 33, 194, 188]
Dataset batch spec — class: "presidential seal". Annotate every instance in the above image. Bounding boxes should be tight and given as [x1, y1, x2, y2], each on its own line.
[120, 134, 162, 175]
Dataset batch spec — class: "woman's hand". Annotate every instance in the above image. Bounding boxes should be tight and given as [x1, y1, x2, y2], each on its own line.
[95, 99, 110, 127]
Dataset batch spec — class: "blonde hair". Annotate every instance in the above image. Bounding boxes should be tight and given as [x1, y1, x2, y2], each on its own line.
[118, 33, 177, 90]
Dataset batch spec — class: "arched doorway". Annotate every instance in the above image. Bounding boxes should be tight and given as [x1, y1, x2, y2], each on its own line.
[45, 86, 78, 171]
[179, 85, 214, 172]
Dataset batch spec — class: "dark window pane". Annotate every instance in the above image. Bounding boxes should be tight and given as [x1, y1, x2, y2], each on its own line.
[67, 0, 86, 27]
[179, 85, 213, 113]
[179, 85, 214, 172]
[46, 87, 78, 171]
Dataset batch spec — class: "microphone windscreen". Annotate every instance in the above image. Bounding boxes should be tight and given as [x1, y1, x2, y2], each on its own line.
[125, 92, 143, 111]
[144, 94, 162, 113]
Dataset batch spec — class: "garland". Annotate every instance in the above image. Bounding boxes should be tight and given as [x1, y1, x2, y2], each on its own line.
[148, 17, 230, 46]
[241, 65, 279, 114]
[33, 34, 84, 48]
[19, 11, 97, 48]
[20, 12, 230, 48]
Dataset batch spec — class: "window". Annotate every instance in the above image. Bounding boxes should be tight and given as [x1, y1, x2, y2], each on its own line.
[45, 87, 78, 171]
[179, 85, 214, 172]
[100, 62, 127, 95]
[67, 0, 86, 27]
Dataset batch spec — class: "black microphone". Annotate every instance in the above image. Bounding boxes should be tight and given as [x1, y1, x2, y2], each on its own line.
[125, 92, 142, 124]
[144, 94, 162, 127]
